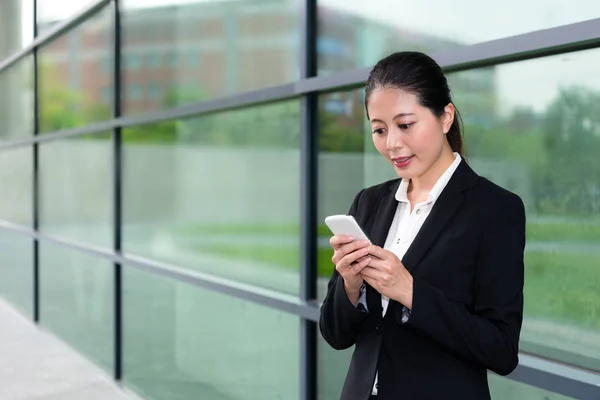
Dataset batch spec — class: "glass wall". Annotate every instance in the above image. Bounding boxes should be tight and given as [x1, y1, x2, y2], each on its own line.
[316, 0, 600, 74]
[37, 0, 101, 35]
[121, 0, 301, 114]
[39, 134, 113, 246]
[0, 57, 33, 142]
[0, 232, 33, 317]
[38, 5, 113, 133]
[0, 1, 598, 399]
[0, 0, 34, 60]
[123, 267, 300, 400]
[122, 100, 301, 294]
[39, 242, 113, 372]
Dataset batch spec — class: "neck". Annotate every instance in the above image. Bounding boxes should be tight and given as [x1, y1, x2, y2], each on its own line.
[409, 147, 456, 194]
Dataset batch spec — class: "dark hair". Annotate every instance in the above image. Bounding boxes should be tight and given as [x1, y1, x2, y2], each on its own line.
[365, 51, 464, 156]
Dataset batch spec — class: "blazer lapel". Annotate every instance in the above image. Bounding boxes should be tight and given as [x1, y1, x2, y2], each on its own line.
[366, 180, 401, 317]
[401, 160, 477, 274]
[369, 180, 401, 248]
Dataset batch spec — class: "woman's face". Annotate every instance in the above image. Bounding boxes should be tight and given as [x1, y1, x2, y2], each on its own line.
[367, 88, 454, 180]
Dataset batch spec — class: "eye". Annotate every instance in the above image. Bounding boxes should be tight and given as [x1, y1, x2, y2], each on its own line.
[398, 123, 415, 130]
[372, 128, 386, 135]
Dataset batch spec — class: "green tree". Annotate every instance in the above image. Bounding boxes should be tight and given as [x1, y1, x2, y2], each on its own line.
[540, 86, 600, 214]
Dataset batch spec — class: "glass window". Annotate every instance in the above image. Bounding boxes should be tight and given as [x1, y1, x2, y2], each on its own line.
[101, 86, 112, 103]
[39, 242, 113, 372]
[129, 83, 143, 100]
[38, 5, 113, 133]
[450, 50, 600, 371]
[37, 0, 100, 35]
[121, 0, 300, 114]
[122, 100, 301, 294]
[488, 375, 575, 399]
[148, 82, 161, 99]
[317, 48, 600, 371]
[39, 134, 113, 247]
[0, 147, 33, 226]
[0, 57, 34, 142]
[123, 267, 299, 400]
[0, 232, 33, 318]
[317, 0, 600, 74]
[0, 0, 34, 59]
[126, 53, 142, 70]
[187, 52, 198, 67]
[317, 336, 353, 400]
[147, 53, 161, 69]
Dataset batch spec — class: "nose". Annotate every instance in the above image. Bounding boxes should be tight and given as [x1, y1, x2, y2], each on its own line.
[386, 127, 404, 151]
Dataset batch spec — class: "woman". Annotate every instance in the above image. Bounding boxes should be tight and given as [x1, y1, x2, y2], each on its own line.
[319, 51, 526, 400]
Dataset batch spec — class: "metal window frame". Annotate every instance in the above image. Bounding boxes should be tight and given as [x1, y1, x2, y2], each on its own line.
[32, 0, 40, 324]
[111, 0, 123, 382]
[1, 1, 600, 399]
[299, 0, 318, 399]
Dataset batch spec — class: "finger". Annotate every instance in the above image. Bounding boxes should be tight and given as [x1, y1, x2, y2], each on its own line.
[339, 239, 370, 257]
[363, 256, 385, 270]
[350, 256, 371, 275]
[367, 255, 407, 273]
[360, 265, 379, 280]
[330, 235, 355, 249]
[367, 245, 389, 260]
[337, 246, 370, 273]
[332, 239, 370, 264]
[356, 255, 368, 263]
[362, 275, 378, 291]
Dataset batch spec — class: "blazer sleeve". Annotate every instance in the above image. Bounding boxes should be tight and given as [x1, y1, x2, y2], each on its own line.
[399, 194, 526, 375]
[319, 188, 370, 350]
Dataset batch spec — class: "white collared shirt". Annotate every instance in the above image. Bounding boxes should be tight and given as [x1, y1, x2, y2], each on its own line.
[356, 152, 463, 395]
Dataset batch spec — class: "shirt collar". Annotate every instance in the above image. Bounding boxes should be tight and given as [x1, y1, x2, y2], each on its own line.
[395, 152, 462, 204]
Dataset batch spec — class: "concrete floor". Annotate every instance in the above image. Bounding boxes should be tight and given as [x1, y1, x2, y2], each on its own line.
[0, 299, 138, 400]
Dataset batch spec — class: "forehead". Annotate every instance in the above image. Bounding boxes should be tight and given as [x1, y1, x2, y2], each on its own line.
[367, 88, 421, 120]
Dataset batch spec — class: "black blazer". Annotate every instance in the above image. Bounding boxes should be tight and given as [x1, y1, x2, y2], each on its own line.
[319, 160, 526, 400]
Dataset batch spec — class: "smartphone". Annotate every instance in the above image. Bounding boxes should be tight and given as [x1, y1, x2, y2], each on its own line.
[324, 214, 370, 242]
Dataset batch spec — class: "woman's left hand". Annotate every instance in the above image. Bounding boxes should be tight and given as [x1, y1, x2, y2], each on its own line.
[361, 245, 414, 309]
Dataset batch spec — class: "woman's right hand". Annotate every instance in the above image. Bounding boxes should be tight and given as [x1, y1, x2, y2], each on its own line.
[330, 236, 372, 300]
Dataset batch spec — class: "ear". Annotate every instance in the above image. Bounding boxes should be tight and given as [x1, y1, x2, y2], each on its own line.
[442, 103, 455, 134]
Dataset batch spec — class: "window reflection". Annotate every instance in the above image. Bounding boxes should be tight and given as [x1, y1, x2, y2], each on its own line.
[317, 49, 600, 371]
[124, 267, 300, 400]
[0, 57, 34, 142]
[0, 0, 33, 59]
[317, 0, 600, 74]
[38, 5, 113, 133]
[121, 0, 300, 114]
[122, 100, 302, 295]
[37, 0, 100, 35]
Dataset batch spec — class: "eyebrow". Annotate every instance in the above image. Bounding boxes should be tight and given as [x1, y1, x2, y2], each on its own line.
[370, 113, 415, 123]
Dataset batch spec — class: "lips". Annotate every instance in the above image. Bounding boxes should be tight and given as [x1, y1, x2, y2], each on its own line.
[391, 155, 414, 168]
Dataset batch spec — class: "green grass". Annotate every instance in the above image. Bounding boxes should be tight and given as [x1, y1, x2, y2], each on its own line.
[179, 223, 301, 236]
[527, 220, 600, 243]
[196, 244, 334, 277]
[180, 219, 600, 243]
[195, 243, 600, 330]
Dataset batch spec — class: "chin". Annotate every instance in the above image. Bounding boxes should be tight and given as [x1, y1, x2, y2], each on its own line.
[393, 167, 415, 180]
